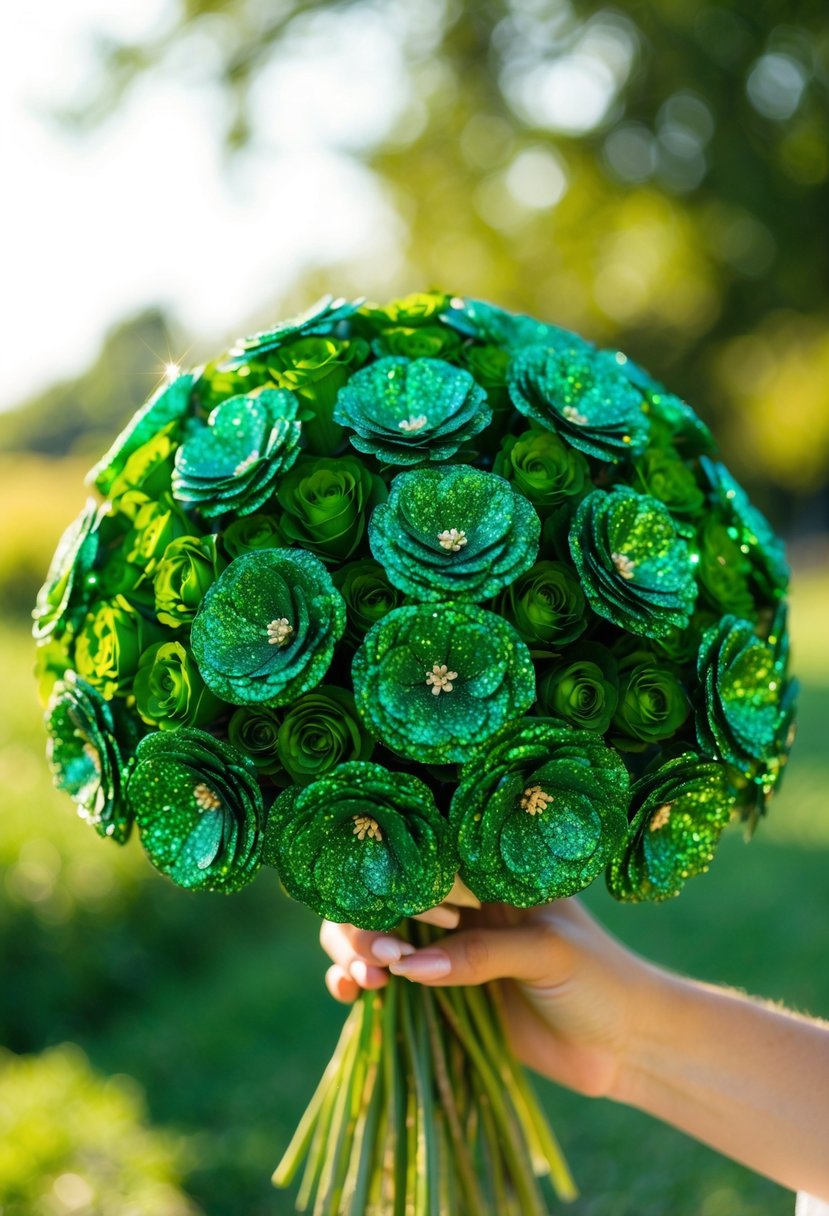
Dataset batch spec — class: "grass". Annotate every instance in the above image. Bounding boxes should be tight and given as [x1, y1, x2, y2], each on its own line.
[1, 570, 828, 1214]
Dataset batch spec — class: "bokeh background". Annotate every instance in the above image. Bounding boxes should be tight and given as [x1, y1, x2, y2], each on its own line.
[2, 2, 829, 1213]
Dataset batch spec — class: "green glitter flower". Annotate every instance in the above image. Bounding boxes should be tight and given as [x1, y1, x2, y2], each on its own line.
[224, 295, 359, 366]
[496, 560, 588, 652]
[190, 548, 346, 707]
[352, 602, 535, 764]
[46, 672, 140, 844]
[443, 297, 593, 355]
[127, 728, 265, 893]
[696, 516, 756, 619]
[695, 615, 789, 774]
[508, 345, 649, 462]
[493, 427, 590, 512]
[134, 640, 223, 730]
[265, 760, 456, 930]
[702, 458, 790, 601]
[606, 355, 714, 455]
[569, 487, 698, 639]
[369, 465, 540, 603]
[276, 455, 386, 564]
[333, 560, 405, 647]
[74, 595, 165, 700]
[153, 534, 225, 628]
[173, 389, 301, 518]
[32, 500, 104, 643]
[536, 645, 619, 733]
[333, 356, 491, 465]
[607, 753, 736, 902]
[611, 650, 690, 749]
[88, 373, 195, 496]
[451, 718, 630, 905]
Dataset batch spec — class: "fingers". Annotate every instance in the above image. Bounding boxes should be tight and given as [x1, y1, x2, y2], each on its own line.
[413, 904, 461, 929]
[388, 917, 573, 989]
[325, 964, 359, 1003]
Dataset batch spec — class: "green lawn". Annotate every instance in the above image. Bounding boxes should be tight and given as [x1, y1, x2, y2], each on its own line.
[1, 573, 827, 1215]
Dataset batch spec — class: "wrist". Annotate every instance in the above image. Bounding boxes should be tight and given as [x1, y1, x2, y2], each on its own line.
[606, 958, 684, 1108]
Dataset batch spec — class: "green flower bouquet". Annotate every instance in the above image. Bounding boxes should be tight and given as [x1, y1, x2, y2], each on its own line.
[35, 292, 796, 1214]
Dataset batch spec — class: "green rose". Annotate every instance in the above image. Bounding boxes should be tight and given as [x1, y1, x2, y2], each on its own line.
[493, 428, 590, 512]
[127, 727, 265, 893]
[228, 705, 286, 778]
[497, 560, 587, 651]
[611, 650, 690, 748]
[632, 447, 705, 525]
[153, 534, 225, 628]
[190, 358, 277, 416]
[277, 686, 374, 786]
[268, 335, 370, 455]
[94, 542, 154, 606]
[124, 495, 193, 576]
[74, 595, 164, 699]
[537, 644, 619, 733]
[464, 344, 511, 390]
[134, 640, 223, 730]
[220, 512, 283, 560]
[374, 325, 461, 361]
[332, 559, 404, 646]
[358, 292, 452, 328]
[276, 455, 386, 564]
[108, 426, 177, 503]
[265, 760, 456, 930]
[696, 515, 756, 619]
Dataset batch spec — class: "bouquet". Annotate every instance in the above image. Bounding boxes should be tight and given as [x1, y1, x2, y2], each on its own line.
[35, 292, 796, 1214]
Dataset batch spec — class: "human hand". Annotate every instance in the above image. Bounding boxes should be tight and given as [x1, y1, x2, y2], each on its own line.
[320, 895, 655, 1100]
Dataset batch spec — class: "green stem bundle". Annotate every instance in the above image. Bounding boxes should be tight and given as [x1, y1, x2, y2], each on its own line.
[273, 926, 577, 1215]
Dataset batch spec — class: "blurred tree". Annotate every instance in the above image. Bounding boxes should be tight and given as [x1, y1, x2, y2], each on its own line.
[57, 0, 829, 510]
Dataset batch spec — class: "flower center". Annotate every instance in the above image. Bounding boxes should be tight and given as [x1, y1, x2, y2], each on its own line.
[425, 663, 458, 695]
[649, 803, 672, 832]
[611, 551, 636, 580]
[437, 528, 468, 552]
[398, 414, 428, 433]
[562, 404, 589, 425]
[234, 450, 260, 476]
[194, 782, 221, 812]
[352, 814, 383, 842]
[267, 618, 294, 646]
[520, 785, 554, 816]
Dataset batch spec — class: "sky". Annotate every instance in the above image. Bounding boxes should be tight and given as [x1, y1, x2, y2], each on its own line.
[1, 2, 407, 411]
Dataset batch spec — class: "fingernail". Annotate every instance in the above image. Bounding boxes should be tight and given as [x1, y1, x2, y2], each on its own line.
[388, 950, 451, 980]
[350, 960, 371, 985]
[371, 937, 415, 964]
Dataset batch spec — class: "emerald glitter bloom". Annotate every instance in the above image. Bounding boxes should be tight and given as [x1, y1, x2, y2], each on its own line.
[46, 672, 139, 844]
[225, 294, 359, 365]
[352, 602, 535, 764]
[127, 728, 265, 893]
[696, 615, 789, 774]
[508, 345, 650, 462]
[702, 458, 790, 602]
[33, 499, 104, 643]
[265, 761, 456, 930]
[190, 548, 346, 707]
[276, 455, 386, 563]
[451, 718, 630, 906]
[369, 464, 540, 603]
[493, 427, 590, 512]
[607, 753, 736, 903]
[173, 388, 301, 518]
[569, 486, 698, 639]
[443, 296, 593, 355]
[88, 373, 195, 496]
[333, 356, 490, 465]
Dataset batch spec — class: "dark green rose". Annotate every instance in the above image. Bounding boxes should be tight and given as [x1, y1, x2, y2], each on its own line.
[537, 644, 619, 733]
[228, 705, 285, 778]
[153, 534, 225, 628]
[611, 650, 690, 748]
[134, 640, 223, 730]
[277, 686, 374, 786]
[276, 455, 386, 564]
[95, 543, 154, 606]
[124, 495, 193, 576]
[464, 344, 511, 389]
[373, 325, 462, 361]
[108, 426, 177, 503]
[220, 512, 283, 560]
[127, 728, 265, 893]
[265, 760, 456, 930]
[74, 595, 164, 699]
[497, 560, 587, 651]
[632, 448, 705, 525]
[333, 559, 404, 645]
[87, 373, 194, 496]
[493, 428, 590, 511]
[268, 335, 370, 455]
[33, 500, 104, 644]
[696, 515, 756, 619]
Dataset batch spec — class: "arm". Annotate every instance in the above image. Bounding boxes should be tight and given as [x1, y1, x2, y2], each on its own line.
[320, 899, 829, 1200]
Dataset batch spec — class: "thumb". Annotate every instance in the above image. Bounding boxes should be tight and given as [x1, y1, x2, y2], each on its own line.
[388, 920, 571, 989]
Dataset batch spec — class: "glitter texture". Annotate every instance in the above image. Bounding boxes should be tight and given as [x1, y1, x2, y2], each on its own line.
[333, 355, 491, 464]
[225, 294, 359, 365]
[352, 602, 536, 764]
[32, 499, 104, 643]
[87, 373, 195, 496]
[369, 464, 540, 603]
[451, 718, 630, 905]
[701, 458, 790, 599]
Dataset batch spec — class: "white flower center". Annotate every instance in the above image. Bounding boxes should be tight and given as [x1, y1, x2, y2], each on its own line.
[437, 527, 468, 552]
[425, 663, 458, 695]
[611, 551, 636, 580]
[649, 803, 672, 832]
[194, 782, 221, 812]
[267, 618, 294, 646]
[234, 450, 260, 476]
[562, 404, 589, 425]
[520, 786, 554, 816]
[352, 814, 383, 842]
[398, 414, 428, 433]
